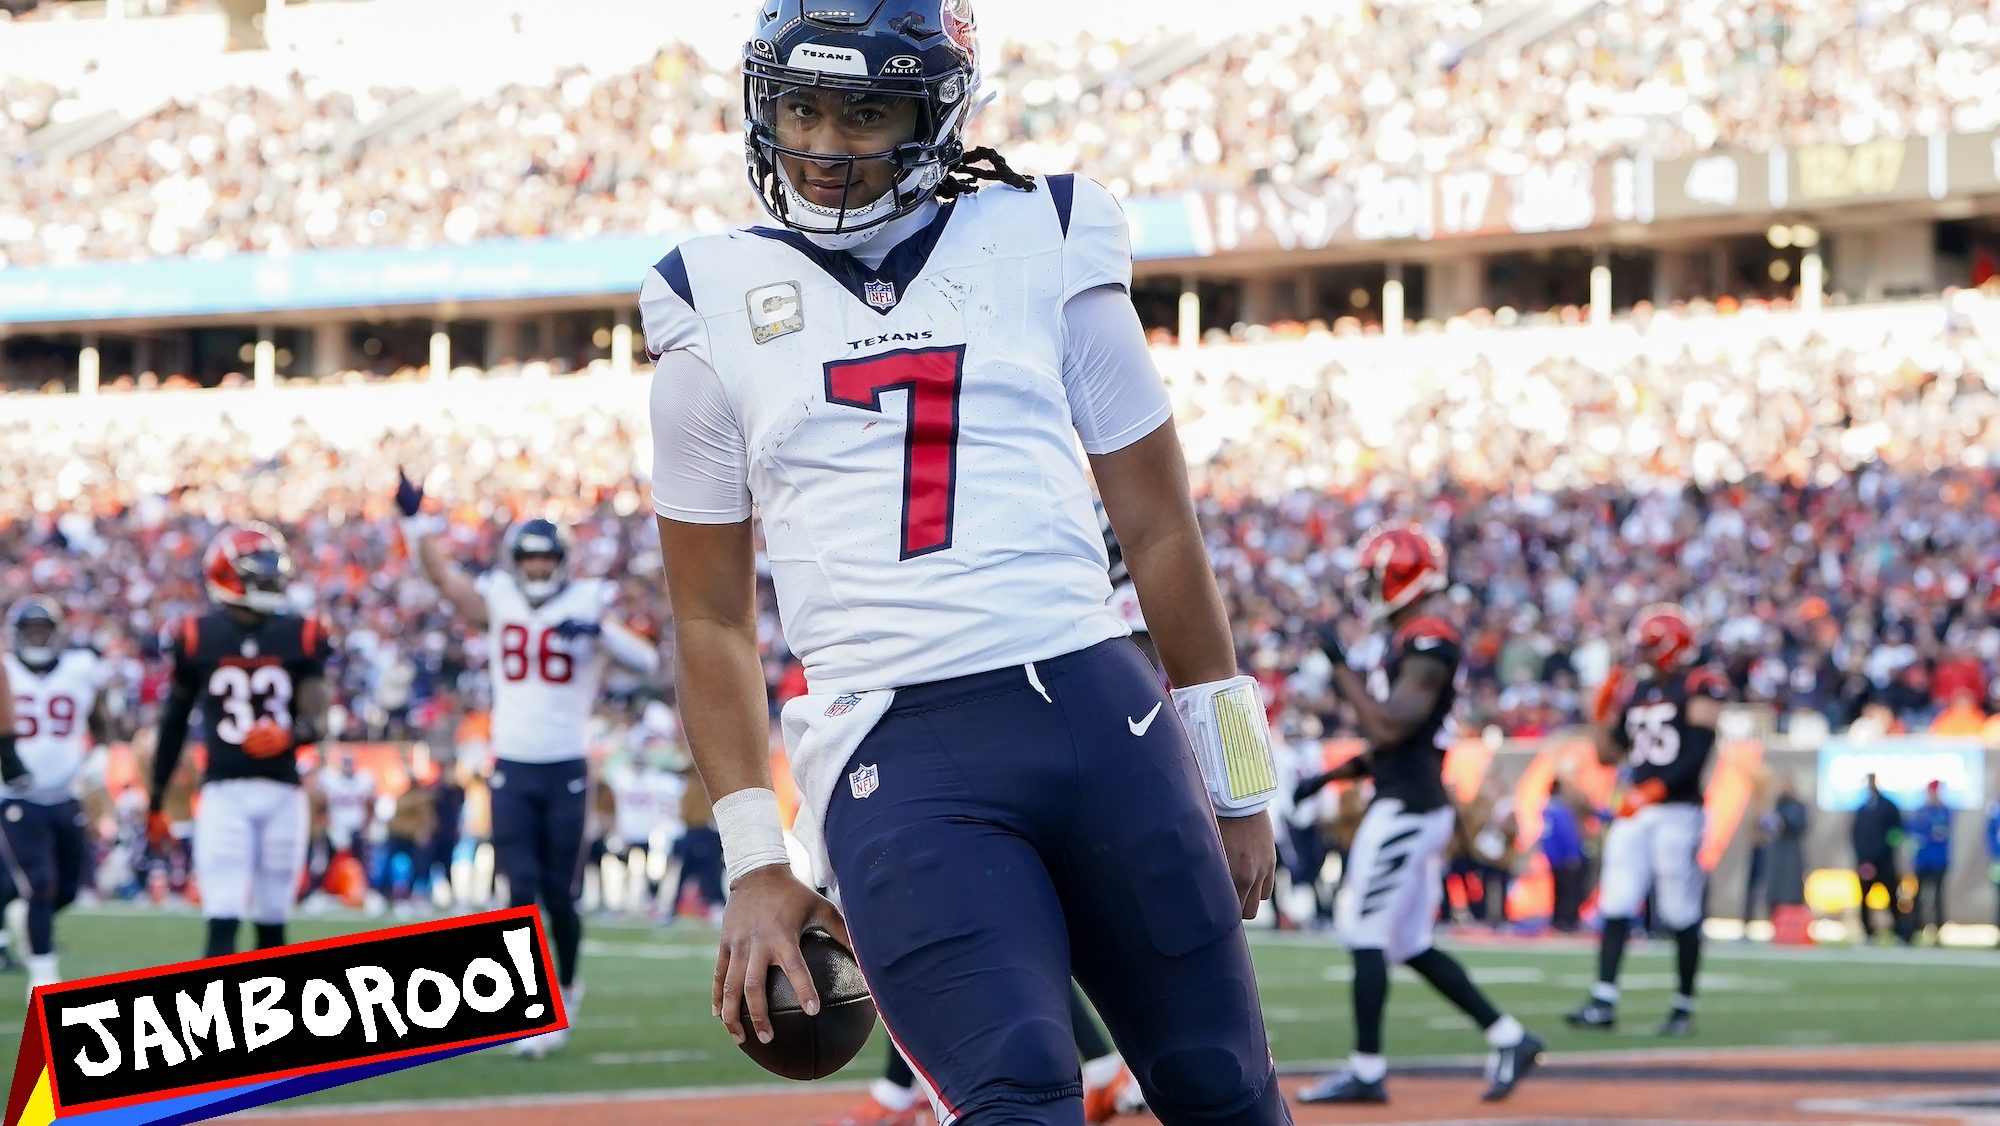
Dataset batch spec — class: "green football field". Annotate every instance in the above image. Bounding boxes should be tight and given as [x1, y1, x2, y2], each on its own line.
[7, 906, 1998, 1108]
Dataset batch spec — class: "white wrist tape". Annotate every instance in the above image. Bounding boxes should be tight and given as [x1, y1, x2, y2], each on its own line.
[713, 787, 791, 886]
[399, 514, 444, 547]
[1170, 674, 1278, 816]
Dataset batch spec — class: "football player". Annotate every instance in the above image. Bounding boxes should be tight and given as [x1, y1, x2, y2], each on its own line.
[394, 475, 661, 1058]
[1295, 525, 1542, 1105]
[823, 507, 1151, 1126]
[151, 523, 332, 958]
[0, 598, 115, 992]
[315, 749, 376, 882]
[643, 2, 1289, 1121]
[1565, 603, 1725, 1037]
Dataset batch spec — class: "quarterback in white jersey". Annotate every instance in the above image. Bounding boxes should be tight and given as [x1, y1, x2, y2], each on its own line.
[394, 491, 659, 1058]
[643, 3, 1285, 1120]
[1, 598, 113, 992]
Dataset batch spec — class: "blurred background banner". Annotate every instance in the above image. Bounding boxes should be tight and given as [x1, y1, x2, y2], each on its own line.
[1816, 737, 1987, 812]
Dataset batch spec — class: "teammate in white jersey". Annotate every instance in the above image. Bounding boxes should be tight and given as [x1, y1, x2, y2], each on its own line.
[642, 3, 1286, 1120]
[605, 742, 686, 916]
[394, 484, 659, 1057]
[315, 750, 377, 862]
[1, 598, 114, 992]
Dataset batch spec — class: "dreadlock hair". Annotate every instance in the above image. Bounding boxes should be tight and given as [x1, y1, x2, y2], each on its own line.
[937, 146, 1037, 199]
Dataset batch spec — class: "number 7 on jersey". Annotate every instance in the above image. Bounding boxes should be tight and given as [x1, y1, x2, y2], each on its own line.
[824, 345, 967, 560]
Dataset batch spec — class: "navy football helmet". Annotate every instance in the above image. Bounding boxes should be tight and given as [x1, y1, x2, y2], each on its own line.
[7, 597, 62, 668]
[743, 0, 982, 247]
[507, 518, 570, 603]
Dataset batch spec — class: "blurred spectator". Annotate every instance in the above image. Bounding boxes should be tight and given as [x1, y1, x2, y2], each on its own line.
[1850, 773, 1909, 945]
[1766, 777, 1810, 917]
[1986, 797, 2000, 939]
[1742, 775, 1774, 925]
[669, 775, 722, 921]
[1909, 780, 1954, 941]
[1541, 779, 1586, 933]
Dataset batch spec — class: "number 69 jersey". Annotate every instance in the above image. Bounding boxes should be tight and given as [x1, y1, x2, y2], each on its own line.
[4, 648, 102, 803]
[475, 572, 616, 765]
[1615, 666, 1730, 805]
[167, 611, 329, 785]
[642, 176, 1148, 694]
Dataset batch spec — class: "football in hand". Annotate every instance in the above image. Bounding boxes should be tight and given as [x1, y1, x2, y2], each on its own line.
[736, 929, 877, 1080]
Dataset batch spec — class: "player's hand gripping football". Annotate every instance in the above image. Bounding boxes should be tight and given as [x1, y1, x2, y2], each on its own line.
[1214, 812, 1278, 919]
[714, 864, 853, 1047]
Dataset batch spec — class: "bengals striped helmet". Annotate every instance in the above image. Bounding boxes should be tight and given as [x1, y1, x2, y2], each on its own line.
[203, 522, 294, 615]
[1350, 523, 1448, 622]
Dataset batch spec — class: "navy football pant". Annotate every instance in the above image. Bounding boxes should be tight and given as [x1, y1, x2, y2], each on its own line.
[489, 757, 588, 987]
[0, 799, 85, 955]
[824, 639, 1289, 1126]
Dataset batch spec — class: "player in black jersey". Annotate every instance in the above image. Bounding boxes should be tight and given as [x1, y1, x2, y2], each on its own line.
[150, 523, 332, 958]
[1567, 602, 1726, 1037]
[1295, 524, 1542, 1106]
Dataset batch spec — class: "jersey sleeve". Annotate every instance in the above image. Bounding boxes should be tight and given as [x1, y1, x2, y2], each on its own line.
[1396, 616, 1463, 671]
[1057, 175, 1132, 302]
[639, 249, 707, 364]
[1061, 284, 1172, 455]
[163, 617, 202, 689]
[650, 347, 752, 523]
[296, 616, 331, 677]
[1685, 666, 1730, 701]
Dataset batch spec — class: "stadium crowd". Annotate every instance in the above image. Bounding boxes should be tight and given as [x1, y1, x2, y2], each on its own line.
[6, 297, 2000, 765]
[6, 0, 2000, 265]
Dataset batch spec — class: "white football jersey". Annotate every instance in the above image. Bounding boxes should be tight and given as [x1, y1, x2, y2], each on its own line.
[4, 650, 100, 803]
[475, 572, 616, 764]
[317, 769, 376, 841]
[610, 764, 687, 844]
[643, 176, 1155, 694]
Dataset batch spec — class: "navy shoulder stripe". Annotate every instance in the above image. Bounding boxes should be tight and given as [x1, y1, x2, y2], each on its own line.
[1048, 173, 1077, 238]
[654, 247, 694, 309]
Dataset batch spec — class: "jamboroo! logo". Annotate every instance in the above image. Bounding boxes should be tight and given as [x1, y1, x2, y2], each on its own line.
[7, 908, 562, 1126]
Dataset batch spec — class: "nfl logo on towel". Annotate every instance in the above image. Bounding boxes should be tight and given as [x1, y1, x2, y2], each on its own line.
[864, 279, 896, 309]
[826, 692, 861, 717]
[848, 762, 880, 799]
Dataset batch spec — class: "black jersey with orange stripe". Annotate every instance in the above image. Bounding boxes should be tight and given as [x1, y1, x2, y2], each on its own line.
[1613, 665, 1728, 806]
[167, 610, 330, 785]
[1366, 613, 1462, 813]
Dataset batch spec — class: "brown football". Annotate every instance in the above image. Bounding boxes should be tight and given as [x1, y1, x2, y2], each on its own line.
[736, 930, 878, 1080]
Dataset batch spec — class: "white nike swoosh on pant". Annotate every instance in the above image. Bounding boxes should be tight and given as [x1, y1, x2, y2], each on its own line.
[1128, 702, 1163, 737]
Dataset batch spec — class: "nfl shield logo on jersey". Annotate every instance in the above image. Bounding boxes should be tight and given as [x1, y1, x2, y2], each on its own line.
[826, 692, 861, 717]
[848, 762, 879, 800]
[863, 279, 896, 310]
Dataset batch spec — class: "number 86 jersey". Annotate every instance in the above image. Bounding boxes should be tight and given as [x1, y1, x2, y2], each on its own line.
[643, 176, 1155, 695]
[475, 572, 616, 765]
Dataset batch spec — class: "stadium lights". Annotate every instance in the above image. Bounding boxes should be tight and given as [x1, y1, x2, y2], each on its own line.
[1767, 224, 1792, 249]
[1791, 224, 1820, 248]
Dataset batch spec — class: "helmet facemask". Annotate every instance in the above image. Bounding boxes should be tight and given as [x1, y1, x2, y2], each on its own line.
[233, 550, 294, 615]
[511, 523, 569, 604]
[743, 55, 973, 250]
[10, 603, 60, 668]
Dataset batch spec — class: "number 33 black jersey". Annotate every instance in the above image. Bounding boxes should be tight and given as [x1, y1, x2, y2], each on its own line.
[167, 611, 329, 785]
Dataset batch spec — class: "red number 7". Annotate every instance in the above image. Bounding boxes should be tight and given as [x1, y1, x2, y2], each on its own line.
[824, 346, 967, 559]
